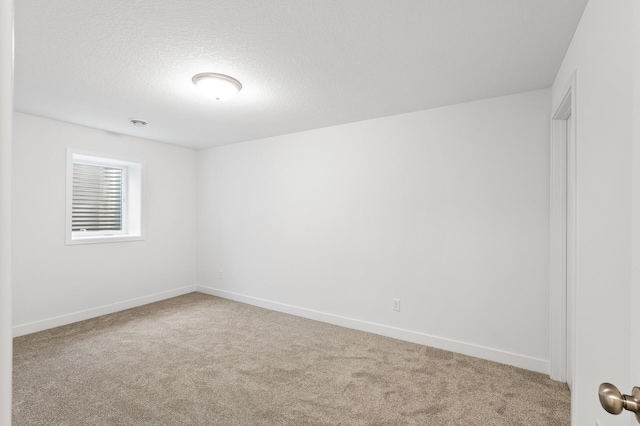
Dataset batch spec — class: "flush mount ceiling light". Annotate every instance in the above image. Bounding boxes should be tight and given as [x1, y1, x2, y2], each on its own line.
[192, 73, 242, 101]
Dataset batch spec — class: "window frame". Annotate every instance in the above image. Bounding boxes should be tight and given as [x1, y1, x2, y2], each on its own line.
[65, 149, 144, 245]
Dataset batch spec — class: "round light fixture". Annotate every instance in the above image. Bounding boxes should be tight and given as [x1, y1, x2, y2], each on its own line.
[192, 73, 242, 101]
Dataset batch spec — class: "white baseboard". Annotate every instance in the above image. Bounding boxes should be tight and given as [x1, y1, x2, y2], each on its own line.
[13, 285, 198, 337]
[197, 285, 550, 375]
[13, 283, 550, 374]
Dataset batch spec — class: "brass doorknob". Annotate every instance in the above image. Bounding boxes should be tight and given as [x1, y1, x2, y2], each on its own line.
[599, 383, 640, 423]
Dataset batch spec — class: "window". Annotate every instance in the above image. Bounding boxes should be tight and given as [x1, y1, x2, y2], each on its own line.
[66, 150, 143, 245]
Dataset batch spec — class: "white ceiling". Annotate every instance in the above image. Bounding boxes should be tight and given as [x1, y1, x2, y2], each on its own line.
[14, 0, 588, 150]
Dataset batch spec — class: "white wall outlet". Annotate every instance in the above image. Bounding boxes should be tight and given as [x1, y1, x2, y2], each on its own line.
[392, 298, 401, 312]
[219, 271, 223, 279]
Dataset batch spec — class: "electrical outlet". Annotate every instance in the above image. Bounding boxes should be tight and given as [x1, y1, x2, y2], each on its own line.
[392, 298, 401, 312]
[219, 271, 223, 279]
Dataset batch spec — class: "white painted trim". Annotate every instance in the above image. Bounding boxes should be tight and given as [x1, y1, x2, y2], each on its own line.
[549, 71, 577, 383]
[0, 0, 12, 422]
[12, 285, 197, 337]
[196, 285, 550, 374]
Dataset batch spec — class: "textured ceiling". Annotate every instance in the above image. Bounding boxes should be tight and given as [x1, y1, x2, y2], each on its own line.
[14, 0, 587, 149]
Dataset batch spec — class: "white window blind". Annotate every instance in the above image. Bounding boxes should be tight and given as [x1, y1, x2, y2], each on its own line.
[66, 150, 143, 245]
[71, 163, 125, 232]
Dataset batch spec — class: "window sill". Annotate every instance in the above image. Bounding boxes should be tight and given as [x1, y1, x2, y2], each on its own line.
[65, 234, 144, 246]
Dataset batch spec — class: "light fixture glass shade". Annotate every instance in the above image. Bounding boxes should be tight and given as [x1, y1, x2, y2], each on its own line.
[192, 73, 242, 101]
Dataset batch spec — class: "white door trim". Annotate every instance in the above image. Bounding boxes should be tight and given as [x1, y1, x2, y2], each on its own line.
[0, 0, 13, 422]
[550, 71, 577, 383]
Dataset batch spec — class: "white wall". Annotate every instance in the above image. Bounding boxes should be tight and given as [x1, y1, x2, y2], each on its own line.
[12, 113, 198, 335]
[0, 0, 13, 423]
[197, 89, 551, 373]
[551, 0, 634, 425]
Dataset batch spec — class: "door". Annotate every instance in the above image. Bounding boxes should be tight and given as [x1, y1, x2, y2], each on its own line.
[595, 4, 640, 423]
[631, 5, 640, 424]
[628, 5, 640, 423]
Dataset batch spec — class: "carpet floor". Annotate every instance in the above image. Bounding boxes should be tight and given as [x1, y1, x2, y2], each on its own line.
[13, 292, 570, 425]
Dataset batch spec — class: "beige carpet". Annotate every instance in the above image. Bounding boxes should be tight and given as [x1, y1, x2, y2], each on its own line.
[13, 292, 569, 425]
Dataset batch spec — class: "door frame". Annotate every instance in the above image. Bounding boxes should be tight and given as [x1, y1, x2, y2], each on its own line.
[550, 71, 577, 383]
[0, 0, 12, 422]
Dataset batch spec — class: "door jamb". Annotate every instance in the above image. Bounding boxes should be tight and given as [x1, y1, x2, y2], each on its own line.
[550, 71, 577, 383]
